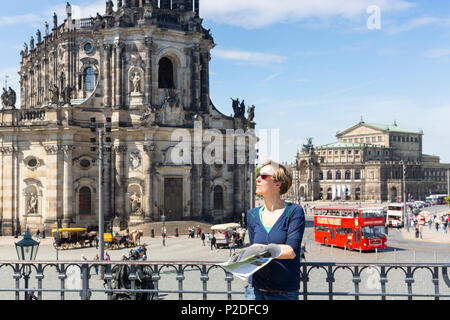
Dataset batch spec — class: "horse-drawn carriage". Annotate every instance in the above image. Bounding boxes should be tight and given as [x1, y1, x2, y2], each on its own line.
[104, 233, 134, 250]
[105, 249, 156, 300]
[52, 228, 97, 250]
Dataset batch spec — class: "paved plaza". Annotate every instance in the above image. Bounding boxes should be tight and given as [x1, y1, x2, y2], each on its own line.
[0, 204, 449, 300]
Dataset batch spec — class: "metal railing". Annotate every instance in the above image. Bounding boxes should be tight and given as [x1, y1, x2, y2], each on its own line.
[2, 261, 450, 300]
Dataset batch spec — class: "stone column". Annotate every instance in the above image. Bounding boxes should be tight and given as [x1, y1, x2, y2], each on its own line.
[114, 40, 125, 109]
[143, 144, 155, 222]
[62, 145, 74, 227]
[191, 45, 201, 111]
[113, 145, 127, 230]
[0, 146, 18, 236]
[200, 51, 210, 113]
[144, 37, 153, 108]
[103, 44, 112, 107]
[44, 145, 60, 229]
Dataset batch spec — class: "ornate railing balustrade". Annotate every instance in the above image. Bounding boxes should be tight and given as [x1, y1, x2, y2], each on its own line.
[1, 261, 450, 300]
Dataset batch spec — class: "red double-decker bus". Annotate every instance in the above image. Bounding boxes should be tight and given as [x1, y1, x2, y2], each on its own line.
[313, 207, 387, 251]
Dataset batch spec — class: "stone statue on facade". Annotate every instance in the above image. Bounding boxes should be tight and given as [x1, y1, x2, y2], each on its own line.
[61, 86, 73, 105]
[231, 98, 240, 117]
[30, 36, 35, 50]
[130, 192, 142, 215]
[27, 194, 38, 215]
[302, 137, 314, 153]
[53, 12, 58, 30]
[247, 105, 255, 122]
[106, 0, 114, 15]
[36, 29, 41, 44]
[49, 84, 59, 104]
[45, 22, 49, 37]
[131, 72, 141, 93]
[1, 87, 17, 109]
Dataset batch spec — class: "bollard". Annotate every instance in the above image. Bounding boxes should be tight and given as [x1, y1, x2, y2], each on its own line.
[176, 228, 179, 237]
[151, 229, 155, 238]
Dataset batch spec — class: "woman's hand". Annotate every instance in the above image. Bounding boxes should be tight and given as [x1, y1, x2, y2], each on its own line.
[277, 244, 296, 260]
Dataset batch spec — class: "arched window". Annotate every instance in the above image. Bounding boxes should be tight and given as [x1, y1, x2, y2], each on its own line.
[213, 186, 224, 210]
[345, 170, 351, 180]
[159, 57, 174, 89]
[336, 170, 342, 180]
[84, 67, 95, 91]
[355, 169, 361, 180]
[327, 171, 333, 180]
[327, 188, 332, 200]
[319, 171, 324, 180]
[79, 187, 92, 215]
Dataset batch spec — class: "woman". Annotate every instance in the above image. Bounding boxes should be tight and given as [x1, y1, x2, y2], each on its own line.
[245, 160, 305, 300]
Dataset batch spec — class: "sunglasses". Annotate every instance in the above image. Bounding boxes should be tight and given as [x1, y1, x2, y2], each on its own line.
[257, 173, 272, 180]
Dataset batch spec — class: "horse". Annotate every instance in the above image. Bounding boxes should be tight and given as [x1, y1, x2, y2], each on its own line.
[130, 230, 143, 247]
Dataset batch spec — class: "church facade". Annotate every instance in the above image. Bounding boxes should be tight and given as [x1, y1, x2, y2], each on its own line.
[293, 121, 450, 203]
[0, 0, 256, 235]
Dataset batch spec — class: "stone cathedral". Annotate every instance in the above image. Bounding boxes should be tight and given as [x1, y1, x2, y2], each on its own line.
[0, 0, 256, 235]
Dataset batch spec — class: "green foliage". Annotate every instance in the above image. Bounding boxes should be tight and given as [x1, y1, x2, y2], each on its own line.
[445, 196, 450, 205]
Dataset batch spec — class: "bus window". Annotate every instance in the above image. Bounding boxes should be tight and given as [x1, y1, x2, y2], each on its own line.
[361, 226, 387, 239]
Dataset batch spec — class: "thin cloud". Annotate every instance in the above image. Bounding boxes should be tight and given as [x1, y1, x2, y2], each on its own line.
[0, 14, 42, 26]
[202, 0, 414, 29]
[387, 16, 446, 34]
[424, 48, 450, 59]
[212, 48, 287, 65]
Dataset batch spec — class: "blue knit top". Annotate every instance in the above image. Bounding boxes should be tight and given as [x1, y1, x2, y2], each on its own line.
[247, 203, 305, 292]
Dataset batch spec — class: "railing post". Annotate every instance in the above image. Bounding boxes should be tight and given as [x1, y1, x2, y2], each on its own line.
[13, 264, 21, 301]
[300, 265, 309, 301]
[379, 266, 388, 301]
[58, 264, 67, 301]
[35, 264, 44, 300]
[326, 266, 335, 300]
[405, 267, 414, 301]
[200, 265, 209, 301]
[176, 265, 185, 301]
[104, 264, 113, 301]
[225, 271, 234, 301]
[151, 265, 161, 300]
[352, 267, 361, 301]
[129, 265, 137, 301]
[80, 264, 91, 301]
[432, 267, 440, 301]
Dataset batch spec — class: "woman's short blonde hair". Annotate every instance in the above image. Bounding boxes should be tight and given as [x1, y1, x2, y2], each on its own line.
[260, 160, 293, 195]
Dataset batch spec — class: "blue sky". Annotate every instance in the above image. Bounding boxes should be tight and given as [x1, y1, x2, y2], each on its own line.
[1, 0, 450, 164]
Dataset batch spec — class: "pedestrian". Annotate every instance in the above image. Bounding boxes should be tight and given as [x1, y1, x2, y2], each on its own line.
[301, 243, 307, 261]
[81, 255, 87, 262]
[444, 219, 448, 234]
[211, 233, 217, 251]
[428, 218, 432, 230]
[25, 288, 39, 301]
[93, 254, 99, 275]
[206, 233, 211, 246]
[245, 160, 305, 301]
[105, 252, 111, 261]
[95, 234, 99, 249]
[435, 217, 440, 232]
[418, 224, 423, 239]
[36, 230, 40, 240]
[229, 237, 237, 256]
[201, 232, 206, 246]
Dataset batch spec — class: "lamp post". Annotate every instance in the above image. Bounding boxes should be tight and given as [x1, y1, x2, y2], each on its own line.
[15, 229, 40, 300]
[90, 117, 112, 278]
[401, 161, 408, 232]
[161, 214, 166, 247]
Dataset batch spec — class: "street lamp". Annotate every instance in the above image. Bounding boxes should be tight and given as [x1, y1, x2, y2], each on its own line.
[90, 117, 112, 278]
[15, 229, 40, 300]
[161, 213, 166, 247]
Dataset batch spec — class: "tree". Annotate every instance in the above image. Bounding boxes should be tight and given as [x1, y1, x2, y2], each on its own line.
[445, 196, 450, 208]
